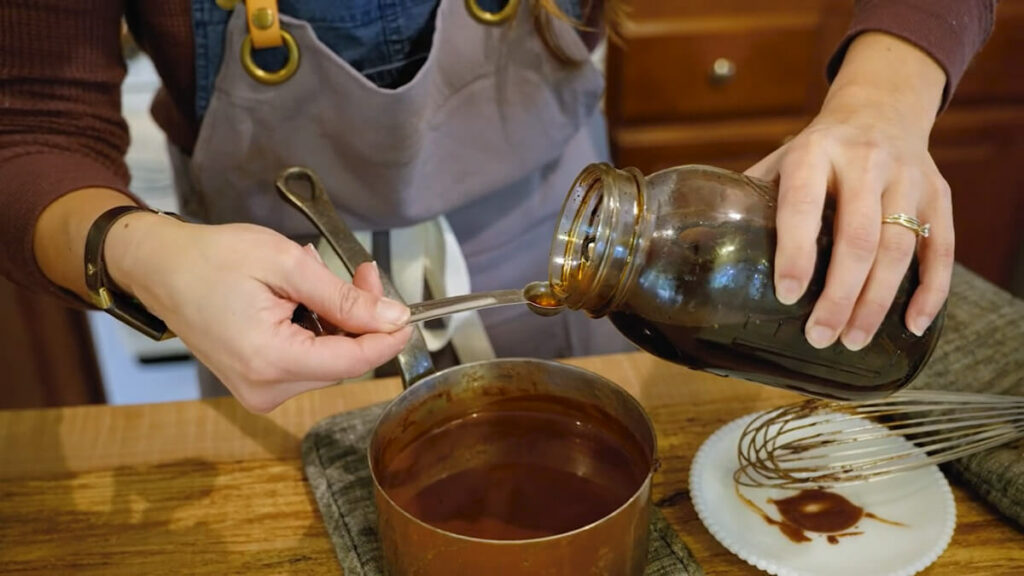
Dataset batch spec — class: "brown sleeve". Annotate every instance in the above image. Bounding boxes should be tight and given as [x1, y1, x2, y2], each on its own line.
[827, 0, 998, 110]
[0, 0, 135, 303]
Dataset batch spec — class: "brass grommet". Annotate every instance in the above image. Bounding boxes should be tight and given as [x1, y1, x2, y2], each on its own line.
[241, 29, 300, 85]
[251, 7, 276, 30]
[466, 0, 519, 25]
[215, 0, 240, 10]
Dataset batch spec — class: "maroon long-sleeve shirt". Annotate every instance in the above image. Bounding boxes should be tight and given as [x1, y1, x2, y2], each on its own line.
[0, 0, 998, 303]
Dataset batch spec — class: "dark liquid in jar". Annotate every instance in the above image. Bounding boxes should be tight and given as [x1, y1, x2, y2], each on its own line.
[607, 221, 940, 400]
[609, 312, 927, 400]
[380, 402, 651, 540]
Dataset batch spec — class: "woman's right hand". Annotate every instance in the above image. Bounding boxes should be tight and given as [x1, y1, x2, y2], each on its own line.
[105, 213, 412, 413]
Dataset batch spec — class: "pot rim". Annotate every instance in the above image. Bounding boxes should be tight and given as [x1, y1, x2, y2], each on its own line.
[365, 356, 659, 544]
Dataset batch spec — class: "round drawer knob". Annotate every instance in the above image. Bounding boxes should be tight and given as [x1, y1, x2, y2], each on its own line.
[709, 57, 737, 84]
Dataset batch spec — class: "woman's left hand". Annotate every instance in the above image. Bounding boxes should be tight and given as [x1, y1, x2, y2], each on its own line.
[745, 32, 956, 351]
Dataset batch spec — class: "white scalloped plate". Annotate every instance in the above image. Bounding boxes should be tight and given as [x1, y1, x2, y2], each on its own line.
[689, 413, 956, 576]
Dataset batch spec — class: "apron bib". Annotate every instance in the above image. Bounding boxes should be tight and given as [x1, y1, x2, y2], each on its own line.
[179, 0, 632, 391]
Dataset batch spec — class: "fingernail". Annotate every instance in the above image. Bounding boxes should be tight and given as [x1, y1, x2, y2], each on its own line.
[776, 278, 803, 305]
[908, 316, 930, 337]
[806, 323, 835, 349]
[304, 243, 325, 264]
[376, 298, 409, 326]
[841, 328, 870, 351]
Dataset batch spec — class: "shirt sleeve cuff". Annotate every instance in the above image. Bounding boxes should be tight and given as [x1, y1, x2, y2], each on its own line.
[0, 151, 140, 308]
[826, 0, 996, 112]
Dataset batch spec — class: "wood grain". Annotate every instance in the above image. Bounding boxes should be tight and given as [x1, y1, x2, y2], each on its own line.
[1, 352, 1021, 574]
[0, 460, 337, 575]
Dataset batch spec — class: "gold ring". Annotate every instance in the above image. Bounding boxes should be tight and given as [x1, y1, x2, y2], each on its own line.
[241, 29, 300, 85]
[466, 0, 519, 25]
[882, 213, 930, 238]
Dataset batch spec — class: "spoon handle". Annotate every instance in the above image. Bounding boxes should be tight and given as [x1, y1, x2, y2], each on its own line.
[407, 289, 526, 324]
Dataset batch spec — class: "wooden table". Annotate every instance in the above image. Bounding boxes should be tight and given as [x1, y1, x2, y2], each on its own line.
[1, 352, 1020, 574]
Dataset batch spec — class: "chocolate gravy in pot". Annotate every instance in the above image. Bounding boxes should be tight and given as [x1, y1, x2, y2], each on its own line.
[379, 397, 651, 540]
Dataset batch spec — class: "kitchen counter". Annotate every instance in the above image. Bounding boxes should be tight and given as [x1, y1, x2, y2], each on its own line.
[1, 352, 1021, 574]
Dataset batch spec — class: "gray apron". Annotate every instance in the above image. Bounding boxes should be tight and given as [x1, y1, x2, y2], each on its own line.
[176, 0, 632, 393]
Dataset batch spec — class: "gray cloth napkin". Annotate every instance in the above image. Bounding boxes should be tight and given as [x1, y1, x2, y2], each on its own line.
[907, 264, 1024, 528]
[302, 402, 704, 576]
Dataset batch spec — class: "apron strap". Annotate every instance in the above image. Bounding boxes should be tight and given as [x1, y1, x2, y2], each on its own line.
[240, 0, 300, 85]
[245, 0, 283, 48]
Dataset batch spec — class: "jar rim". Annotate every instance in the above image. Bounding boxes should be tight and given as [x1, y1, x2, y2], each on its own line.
[548, 163, 644, 315]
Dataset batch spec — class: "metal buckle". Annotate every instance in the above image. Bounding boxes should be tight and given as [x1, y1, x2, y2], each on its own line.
[85, 206, 177, 341]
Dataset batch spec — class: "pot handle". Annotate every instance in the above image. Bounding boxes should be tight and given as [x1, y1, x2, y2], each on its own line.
[275, 166, 435, 388]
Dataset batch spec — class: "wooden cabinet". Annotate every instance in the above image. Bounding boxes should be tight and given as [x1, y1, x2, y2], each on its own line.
[606, 0, 1024, 295]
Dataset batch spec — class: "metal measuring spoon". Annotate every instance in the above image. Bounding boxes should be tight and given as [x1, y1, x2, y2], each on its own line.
[407, 281, 565, 324]
[293, 281, 564, 337]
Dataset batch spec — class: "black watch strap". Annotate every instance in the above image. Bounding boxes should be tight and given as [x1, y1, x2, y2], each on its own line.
[85, 205, 177, 341]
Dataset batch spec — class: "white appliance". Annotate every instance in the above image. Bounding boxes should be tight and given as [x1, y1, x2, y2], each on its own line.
[88, 54, 200, 405]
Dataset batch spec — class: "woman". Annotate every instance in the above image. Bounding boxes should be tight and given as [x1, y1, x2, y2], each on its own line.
[0, 0, 995, 412]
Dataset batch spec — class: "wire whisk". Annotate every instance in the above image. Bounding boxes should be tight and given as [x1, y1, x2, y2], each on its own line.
[734, 390, 1024, 489]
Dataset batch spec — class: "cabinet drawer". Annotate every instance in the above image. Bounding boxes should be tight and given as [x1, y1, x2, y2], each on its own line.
[611, 116, 810, 174]
[931, 107, 1024, 291]
[607, 14, 823, 124]
[620, 0, 823, 20]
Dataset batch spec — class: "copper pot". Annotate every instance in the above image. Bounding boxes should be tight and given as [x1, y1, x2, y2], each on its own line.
[277, 168, 658, 575]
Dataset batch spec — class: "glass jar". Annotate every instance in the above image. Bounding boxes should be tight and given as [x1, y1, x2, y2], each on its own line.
[548, 163, 944, 400]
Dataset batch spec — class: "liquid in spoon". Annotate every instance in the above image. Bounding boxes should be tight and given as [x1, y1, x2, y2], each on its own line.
[406, 281, 565, 324]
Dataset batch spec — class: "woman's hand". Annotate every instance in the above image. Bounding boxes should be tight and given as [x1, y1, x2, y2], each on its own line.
[106, 214, 412, 413]
[746, 32, 955, 351]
